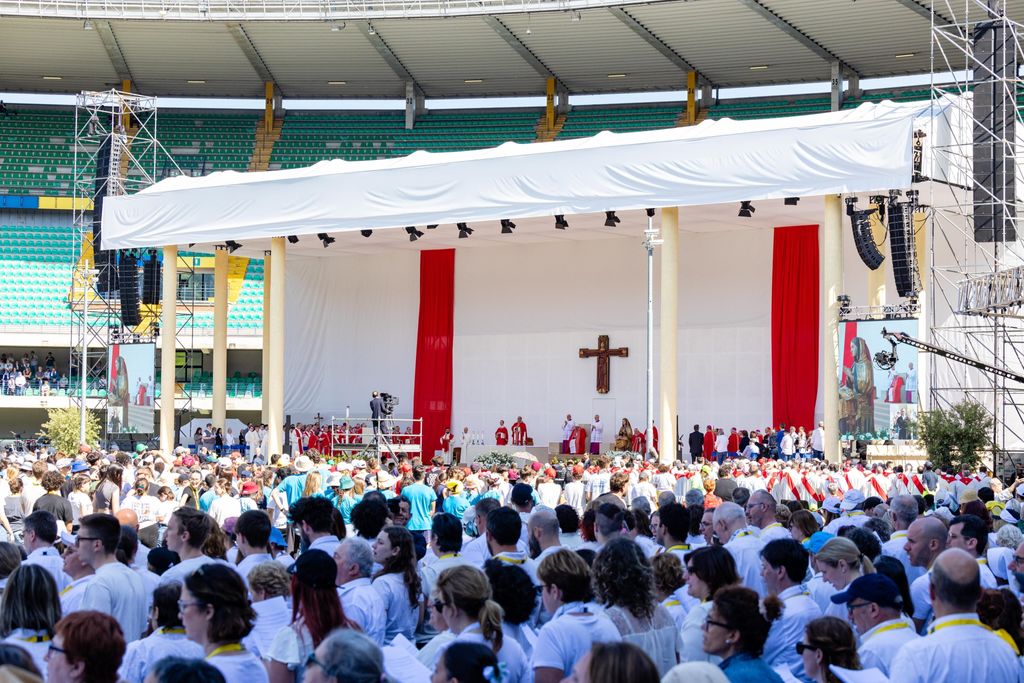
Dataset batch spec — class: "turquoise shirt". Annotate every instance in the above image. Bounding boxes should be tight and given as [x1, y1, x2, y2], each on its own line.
[442, 493, 470, 520]
[401, 482, 437, 531]
[719, 653, 784, 683]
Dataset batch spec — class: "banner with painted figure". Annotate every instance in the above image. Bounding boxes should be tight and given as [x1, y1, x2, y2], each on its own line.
[107, 343, 155, 434]
[838, 319, 919, 441]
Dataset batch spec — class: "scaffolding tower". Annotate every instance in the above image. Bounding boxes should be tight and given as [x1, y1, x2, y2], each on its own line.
[928, 0, 1024, 474]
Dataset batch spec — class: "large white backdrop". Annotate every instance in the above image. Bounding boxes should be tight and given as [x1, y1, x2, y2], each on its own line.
[285, 225, 781, 446]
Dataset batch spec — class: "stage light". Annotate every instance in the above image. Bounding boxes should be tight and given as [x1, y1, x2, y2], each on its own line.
[405, 226, 424, 242]
[427, 224, 438, 229]
[457, 222, 473, 239]
[784, 197, 799, 206]
[224, 240, 242, 253]
[837, 294, 852, 317]
[500, 219, 516, 234]
[604, 211, 620, 227]
[287, 235, 299, 244]
[645, 208, 656, 217]
[738, 201, 755, 217]
[554, 215, 568, 230]
[360, 230, 372, 238]
[317, 232, 336, 247]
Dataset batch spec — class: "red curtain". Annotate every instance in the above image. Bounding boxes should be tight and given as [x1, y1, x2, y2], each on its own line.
[771, 225, 819, 429]
[413, 249, 456, 459]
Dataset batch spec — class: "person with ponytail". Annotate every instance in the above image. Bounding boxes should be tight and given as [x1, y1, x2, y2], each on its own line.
[432, 642, 500, 683]
[433, 565, 528, 683]
[814, 537, 874, 623]
[372, 525, 422, 644]
[798, 617, 861, 683]
[266, 549, 357, 683]
[701, 585, 784, 683]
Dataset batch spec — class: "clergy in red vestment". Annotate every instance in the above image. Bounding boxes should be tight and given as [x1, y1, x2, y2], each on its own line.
[647, 424, 659, 455]
[727, 428, 740, 455]
[511, 417, 528, 446]
[569, 425, 587, 455]
[703, 426, 715, 459]
[305, 430, 317, 452]
[291, 425, 304, 454]
[440, 428, 453, 454]
[630, 428, 646, 454]
[318, 429, 331, 453]
[495, 420, 509, 446]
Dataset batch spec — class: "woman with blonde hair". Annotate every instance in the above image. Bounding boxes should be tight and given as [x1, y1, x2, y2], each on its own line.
[433, 565, 528, 683]
[814, 537, 874, 622]
[798, 617, 861, 683]
[301, 471, 323, 499]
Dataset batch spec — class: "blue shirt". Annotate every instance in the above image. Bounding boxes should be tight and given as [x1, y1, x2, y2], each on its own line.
[199, 489, 217, 512]
[335, 494, 362, 525]
[275, 474, 308, 508]
[442, 494, 470, 520]
[400, 483, 437, 531]
[719, 653, 784, 683]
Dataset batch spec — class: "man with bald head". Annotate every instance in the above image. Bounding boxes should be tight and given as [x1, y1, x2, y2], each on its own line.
[904, 516, 948, 631]
[714, 501, 765, 596]
[527, 507, 562, 563]
[745, 490, 789, 542]
[881, 494, 924, 585]
[889, 548, 1018, 682]
[114, 508, 150, 571]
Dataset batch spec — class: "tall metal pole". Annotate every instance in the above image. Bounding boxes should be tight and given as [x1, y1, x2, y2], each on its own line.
[79, 261, 89, 446]
[642, 211, 662, 455]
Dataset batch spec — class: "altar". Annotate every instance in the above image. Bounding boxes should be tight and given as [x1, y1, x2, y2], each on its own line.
[460, 444, 552, 464]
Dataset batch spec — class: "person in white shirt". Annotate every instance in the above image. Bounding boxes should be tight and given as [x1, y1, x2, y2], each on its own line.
[828, 573, 917, 675]
[233, 510, 275, 580]
[881, 495, 925, 585]
[119, 583, 204, 683]
[760, 538, 822, 672]
[76, 513, 148, 642]
[904, 516, 948, 631]
[713, 502, 765, 596]
[631, 471, 658, 505]
[810, 422, 825, 459]
[889, 548, 1018, 683]
[159, 507, 238, 587]
[421, 513, 475, 605]
[823, 489, 872, 534]
[527, 508, 563, 564]
[371, 525, 422, 645]
[537, 475, 562, 509]
[745, 490, 790, 543]
[22, 510, 70, 592]
[206, 479, 241, 529]
[948, 513, 998, 588]
[562, 468, 586, 516]
[461, 498, 502, 567]
[334, 537, 387, 646]
[486, 507, 539, 585]
[590, 415, 604, 454]
[814, 536, 873, 625]
[532, 549, 620, 683]
[59, 541, 95, 615]
[243, 560, 292, 659]
[291, 496, 342, 558]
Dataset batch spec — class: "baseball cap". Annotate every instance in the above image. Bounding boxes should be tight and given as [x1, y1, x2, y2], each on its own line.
[240, 481, 259, 496]
[289, 549, 337, 590]
[269, 527, 287, 547]
[510, 483, 534, 506]
[829, 573, 902, 609]
[70, 462, 89, 474]
[821, 496, 842, 515]
[840, 490, 865, 512]
[803, 531, 835, 554]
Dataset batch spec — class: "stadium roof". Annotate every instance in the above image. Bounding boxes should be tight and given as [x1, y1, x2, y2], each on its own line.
[0, 0, 998, 100]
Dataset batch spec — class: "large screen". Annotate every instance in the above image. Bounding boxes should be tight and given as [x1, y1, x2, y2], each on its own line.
[107, 343, 155, 434]
[838, 319, 920, 441]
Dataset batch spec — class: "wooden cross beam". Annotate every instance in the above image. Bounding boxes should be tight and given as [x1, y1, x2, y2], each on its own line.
[579, 334, 629, 394]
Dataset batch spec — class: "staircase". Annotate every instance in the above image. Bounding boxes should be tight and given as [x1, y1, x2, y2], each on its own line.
[248, 118, 283, 172]
[534, 112, 567, 142]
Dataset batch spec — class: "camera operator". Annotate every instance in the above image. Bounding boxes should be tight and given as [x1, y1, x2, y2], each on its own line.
[370, 391, 391, 437]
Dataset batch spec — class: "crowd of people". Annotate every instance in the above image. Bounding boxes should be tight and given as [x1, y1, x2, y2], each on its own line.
[0, 351, 64, 397]
[0, 438, 1018, 683]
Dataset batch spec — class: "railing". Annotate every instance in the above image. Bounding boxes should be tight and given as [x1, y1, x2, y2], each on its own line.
[0, 0, 656, 20]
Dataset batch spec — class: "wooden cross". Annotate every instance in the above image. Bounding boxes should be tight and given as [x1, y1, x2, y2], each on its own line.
[579, 335, 629, 394]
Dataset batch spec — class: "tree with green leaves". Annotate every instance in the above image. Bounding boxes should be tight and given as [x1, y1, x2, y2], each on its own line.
[39, 407, 100, 455]
[915, 399, 994, 471]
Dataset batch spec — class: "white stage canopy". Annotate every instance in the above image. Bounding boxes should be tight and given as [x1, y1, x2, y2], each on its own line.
[99, 100, 950, 251]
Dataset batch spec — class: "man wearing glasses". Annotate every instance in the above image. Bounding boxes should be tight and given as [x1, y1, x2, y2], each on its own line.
[76, 513, 148, 641]
[745, 490, 789, 543]
[828, 573, 917, 675]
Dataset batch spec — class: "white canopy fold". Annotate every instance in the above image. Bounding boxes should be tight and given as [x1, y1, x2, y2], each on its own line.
[101, 99, 943, 250]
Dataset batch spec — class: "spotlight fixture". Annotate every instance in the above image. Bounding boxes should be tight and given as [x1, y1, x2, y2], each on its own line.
[554, 214, 568, 230]
[837, 294, 852, 317]
[287, 235, 299, 244]
[738, 201, 755, 218]
[426, 224, 438, 229]
[645, 208, 656, 217]
[224, 240, 242, 253]
[457, 222, 473, 239]
[360, 230, 373, 238]
[784, 197, 800, 206]
[500, 219, 516, 234]
[83, 19, 93, 29]
[317, 232, 336, 247]
[604, 211, 620, 227]
[405, 226, 424, 242]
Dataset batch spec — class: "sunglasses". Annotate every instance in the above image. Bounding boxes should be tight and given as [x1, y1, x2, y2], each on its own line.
[795, 642, 819, 655]
[703, 618, 731, 631]
[432, 600, 446, 613]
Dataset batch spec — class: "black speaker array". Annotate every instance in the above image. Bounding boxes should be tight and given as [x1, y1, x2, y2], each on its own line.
[118, 253, 141, 328]
[142, 252, 161, 305]
[973, 15, 1017, 242]
[887, 198, 922, 298]
[849, 206, 885, 271]
[92, 137, 119, 294]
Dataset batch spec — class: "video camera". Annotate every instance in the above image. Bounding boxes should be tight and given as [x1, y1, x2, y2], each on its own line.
[381, 392, 399, 413]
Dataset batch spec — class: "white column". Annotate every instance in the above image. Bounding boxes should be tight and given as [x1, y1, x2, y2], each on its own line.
[213, 245, 228, 430]
[159, 246, 178, 457]
[266, 237, 286, 456]
[659, 207, 680, 463]
[261, 249, 271, 422]
[823, 195, 844, 462]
